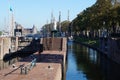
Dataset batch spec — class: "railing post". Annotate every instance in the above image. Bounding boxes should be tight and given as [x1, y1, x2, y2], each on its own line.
[20, 67, 23, 74]
[20, 58, 37, 75]
[25, 67, 27, 74]
[34, 58, 36, 66]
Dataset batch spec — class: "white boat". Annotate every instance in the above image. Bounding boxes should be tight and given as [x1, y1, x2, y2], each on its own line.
[68, 36, 73, 41]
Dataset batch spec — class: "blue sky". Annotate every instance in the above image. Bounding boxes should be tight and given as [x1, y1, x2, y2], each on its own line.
[0, 0, 96, 31]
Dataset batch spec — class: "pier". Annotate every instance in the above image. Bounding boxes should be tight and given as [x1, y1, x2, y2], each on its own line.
[0, 37, 67, 80]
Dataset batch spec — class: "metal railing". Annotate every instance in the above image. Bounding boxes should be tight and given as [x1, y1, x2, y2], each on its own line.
[20, 58, 36, 74]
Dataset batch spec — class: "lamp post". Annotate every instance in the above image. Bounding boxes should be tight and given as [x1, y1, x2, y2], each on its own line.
[42, 26, 45, 38]
[51, 18, 57, 37]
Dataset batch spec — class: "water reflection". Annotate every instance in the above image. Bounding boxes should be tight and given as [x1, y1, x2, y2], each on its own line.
[66, 42, 87, 80]
[66, 42, 120, 80]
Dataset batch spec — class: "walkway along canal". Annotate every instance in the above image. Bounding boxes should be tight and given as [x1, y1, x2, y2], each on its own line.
[66, 41, 120, 80]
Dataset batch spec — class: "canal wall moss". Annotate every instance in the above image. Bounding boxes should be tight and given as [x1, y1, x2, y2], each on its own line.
[73, 37, 100, 51]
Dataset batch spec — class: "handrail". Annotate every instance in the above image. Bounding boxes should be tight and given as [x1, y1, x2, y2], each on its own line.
[20, 58, 36, 74]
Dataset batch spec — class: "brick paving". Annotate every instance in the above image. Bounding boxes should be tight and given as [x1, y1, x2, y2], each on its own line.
[0, 62, 61, 80]
[0, 50, 66, 80]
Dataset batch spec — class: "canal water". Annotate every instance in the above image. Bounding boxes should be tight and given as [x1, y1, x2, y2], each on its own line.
[66, 41, 120, 80]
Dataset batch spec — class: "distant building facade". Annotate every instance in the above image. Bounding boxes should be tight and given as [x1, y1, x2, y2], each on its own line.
[14, 23, 37, 37]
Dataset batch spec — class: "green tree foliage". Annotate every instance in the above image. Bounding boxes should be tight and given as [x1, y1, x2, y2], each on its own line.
[72, 0, 120, 32]
[61, 20, 70, 32]
[0, 31, 2, 36]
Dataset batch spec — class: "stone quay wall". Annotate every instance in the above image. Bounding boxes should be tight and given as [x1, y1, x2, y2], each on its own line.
[100, 37, 120, 64]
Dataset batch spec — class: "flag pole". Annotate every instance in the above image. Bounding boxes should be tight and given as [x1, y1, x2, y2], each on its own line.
[8, 0, 14, 36]
[9, 6, 14, 36]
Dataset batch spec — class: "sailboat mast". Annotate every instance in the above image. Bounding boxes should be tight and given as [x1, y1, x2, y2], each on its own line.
[59, 11, 61, 33]
[11, 12, 14, 36]
[67, 10, 69, 21]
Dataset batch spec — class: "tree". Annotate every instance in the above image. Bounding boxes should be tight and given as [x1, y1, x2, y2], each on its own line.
[0, 31, 2, 36]
[61, 20, 70, 32]
[72, 0, 113, 31]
